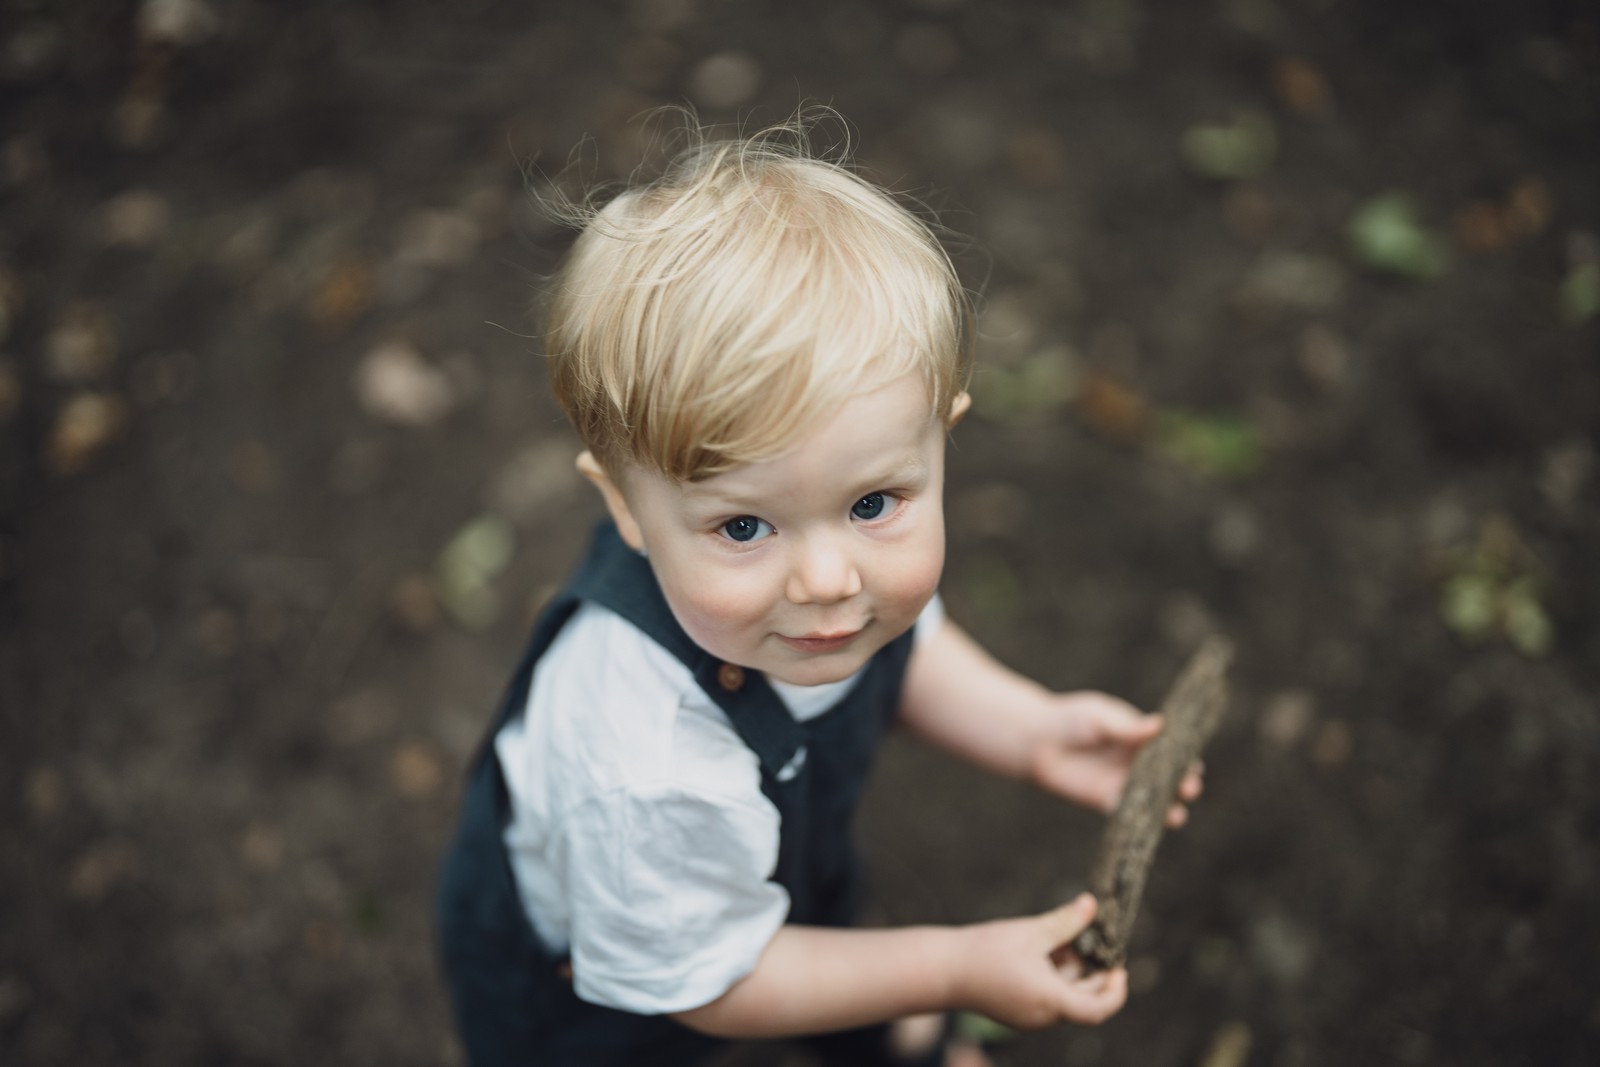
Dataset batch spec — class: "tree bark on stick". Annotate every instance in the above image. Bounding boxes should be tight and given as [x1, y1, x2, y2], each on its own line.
[1072, 636, 1234, 971]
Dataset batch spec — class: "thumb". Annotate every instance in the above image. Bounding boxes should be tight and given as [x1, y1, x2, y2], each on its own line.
[1075, 695, 1159, 741]
[1107, 708, 1163, 741]
[1040, 893, 1098, 945]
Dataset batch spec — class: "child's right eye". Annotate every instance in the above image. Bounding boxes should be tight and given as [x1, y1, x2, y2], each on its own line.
[721, 516, 774, 544]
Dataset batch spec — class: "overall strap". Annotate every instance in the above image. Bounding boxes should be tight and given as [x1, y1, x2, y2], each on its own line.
[473, 526, 641, 753]
[571, 522, 809, 781]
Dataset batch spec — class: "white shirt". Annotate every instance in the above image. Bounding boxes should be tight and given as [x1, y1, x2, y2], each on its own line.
[495, 595, 943, 1014]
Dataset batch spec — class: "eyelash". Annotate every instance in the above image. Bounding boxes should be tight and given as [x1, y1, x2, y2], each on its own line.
[713, 492, 904, 546]
[866, 490, 909, 519]
[718, 515, 774, 545]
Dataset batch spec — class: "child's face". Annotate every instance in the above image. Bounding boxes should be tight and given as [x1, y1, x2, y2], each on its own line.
[591, 377, 957, 687]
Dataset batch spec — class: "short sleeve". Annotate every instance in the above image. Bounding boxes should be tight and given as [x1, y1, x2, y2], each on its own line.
[562, 783, 790, 1014]
[914, 592, 945, 646]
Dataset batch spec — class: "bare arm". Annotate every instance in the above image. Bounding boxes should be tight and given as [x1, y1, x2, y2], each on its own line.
[898, 616, 1056, 779]
[671, 896, 1125, 1038]
[901, 618, 1202, 820]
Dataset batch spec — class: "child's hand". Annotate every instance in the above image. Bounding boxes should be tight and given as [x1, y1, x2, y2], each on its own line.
[1028, 692, 1203, 827]
[952, 894, 1127, 1029]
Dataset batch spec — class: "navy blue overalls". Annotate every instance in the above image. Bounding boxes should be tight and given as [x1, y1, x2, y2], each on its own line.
[436, 521, 929, 1066]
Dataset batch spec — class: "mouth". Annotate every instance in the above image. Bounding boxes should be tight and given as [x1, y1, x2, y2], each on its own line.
[776, 627, 865, 654]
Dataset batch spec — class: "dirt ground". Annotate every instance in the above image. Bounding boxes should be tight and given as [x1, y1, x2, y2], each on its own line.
[3, 1, 1598, 1065]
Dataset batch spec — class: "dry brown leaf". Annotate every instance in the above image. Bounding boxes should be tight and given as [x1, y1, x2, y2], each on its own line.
[389, 573, 440, 631]
[46, 305, 119, 382]
[390, 741, 444, 798]
[1506, 176, 1554, 238]
[312, 261, 374, 330]
[1311, 719, 1353, 768]
[1222, 184, 1278, 242]
[139, 0, 220, 46]
[240, 821, 285, 871]
[1271, 58, 1332, 115]
[24, 766, 64, 819]
[1260, 690, 1315, 749]
[1199, 1021, 1253, 1067]
[1076, 371, 1149, 441]
[1456, 201, 1508, 251]
[68, 840, 139, 901]
[101, 188, 171, 247]
[47, 392, 128, 474]
[112, 46, 173, 150]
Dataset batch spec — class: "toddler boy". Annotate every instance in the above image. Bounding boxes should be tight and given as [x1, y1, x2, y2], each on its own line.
[437, 123, 1199, 1066]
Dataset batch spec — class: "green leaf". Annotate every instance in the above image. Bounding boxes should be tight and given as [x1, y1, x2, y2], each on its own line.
[1346, 193, 1448, 279]
[971, 368, 1027, 423]
[1441, 573, 1497, 641]
[1181, 112, 1278, 180]
[1155, 412, 1263, 478]
[955, 1012, 1018, 1045]
[972, 346, 1080, 424]
[1503, 580, 1554, 657]
[436, 514, 516, 629]
[1559, 263, 1600, 324]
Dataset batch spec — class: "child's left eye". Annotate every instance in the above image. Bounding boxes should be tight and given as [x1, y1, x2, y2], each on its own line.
[721, 516, 774, 543]
[851, 492, 888, 520]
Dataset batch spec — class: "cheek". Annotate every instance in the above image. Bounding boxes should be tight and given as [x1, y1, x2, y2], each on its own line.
[873, 525, 946, 618]
[660, 565, 775, 649]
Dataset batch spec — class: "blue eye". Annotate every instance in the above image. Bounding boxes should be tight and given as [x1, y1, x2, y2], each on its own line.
[722, 516, 773, 543]
[851, 492, 887, 520]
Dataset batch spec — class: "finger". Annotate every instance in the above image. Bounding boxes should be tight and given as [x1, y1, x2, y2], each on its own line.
[1035, 756, 1122, 812]
[1164, 802, 1189, 829]
[1040, 893, 1098, 945]
[1103, 708, 1162, 742]
[1072, 695, 1157, 741]
[1058, 966, 1129, 1025]
[1178, 763, 1205, 801]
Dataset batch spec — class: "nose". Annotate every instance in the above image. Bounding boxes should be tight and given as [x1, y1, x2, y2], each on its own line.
[785, 532, 863, 605]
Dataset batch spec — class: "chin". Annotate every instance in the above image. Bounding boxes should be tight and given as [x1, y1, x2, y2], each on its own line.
[765, 652, 871, 688]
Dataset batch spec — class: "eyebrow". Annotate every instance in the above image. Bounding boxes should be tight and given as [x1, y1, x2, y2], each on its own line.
[684, 451, 931, 514]
[854, 452, 929, 493]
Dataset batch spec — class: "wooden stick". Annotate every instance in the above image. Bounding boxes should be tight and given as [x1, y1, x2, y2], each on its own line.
[1071, 636, 1234, 970]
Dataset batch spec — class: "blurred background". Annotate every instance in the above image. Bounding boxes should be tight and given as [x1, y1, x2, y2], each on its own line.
[2, 1, 1597, 1065]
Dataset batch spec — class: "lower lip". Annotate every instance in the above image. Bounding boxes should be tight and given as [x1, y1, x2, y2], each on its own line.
[778, 630, 863, 654]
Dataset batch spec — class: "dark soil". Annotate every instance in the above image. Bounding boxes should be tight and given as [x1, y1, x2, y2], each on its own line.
[3, 2, 1597, 1066]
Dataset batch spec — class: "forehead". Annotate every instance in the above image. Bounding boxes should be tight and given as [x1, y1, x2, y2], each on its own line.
[671, 376, 942, 507]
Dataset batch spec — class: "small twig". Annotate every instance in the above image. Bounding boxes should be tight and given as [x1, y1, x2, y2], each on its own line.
[1072, 636, 1234, 970]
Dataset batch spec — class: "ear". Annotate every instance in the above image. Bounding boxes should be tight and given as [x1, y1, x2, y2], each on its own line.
[946, 390, 973, 429]
[576, 451, 646, 551]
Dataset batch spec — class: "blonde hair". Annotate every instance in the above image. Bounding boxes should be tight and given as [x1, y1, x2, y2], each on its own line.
[544, 116, 972, 482]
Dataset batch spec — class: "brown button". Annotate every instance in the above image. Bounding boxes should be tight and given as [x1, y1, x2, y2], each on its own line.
[556, 962, 573, 983]
[717, 663, 745, 691]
